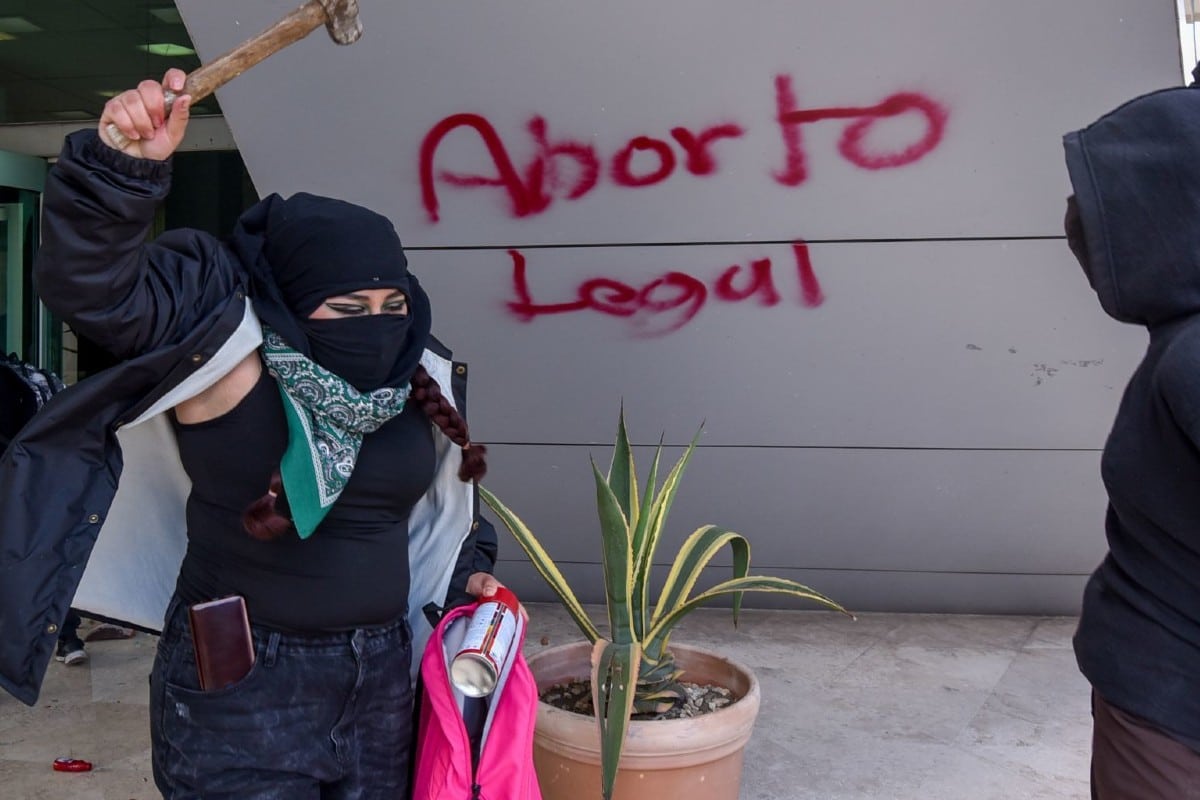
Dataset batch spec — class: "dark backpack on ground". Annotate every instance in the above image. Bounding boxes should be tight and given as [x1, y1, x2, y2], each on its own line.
[0, 353, 64, 451]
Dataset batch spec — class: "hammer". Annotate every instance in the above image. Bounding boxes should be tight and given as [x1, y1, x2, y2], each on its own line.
[106, 0, 362, 150]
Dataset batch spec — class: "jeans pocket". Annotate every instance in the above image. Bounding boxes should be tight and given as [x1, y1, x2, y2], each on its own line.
[156, 636, 278, 783]
[152, 626, 273, 793]
[160, 626, 267, 699]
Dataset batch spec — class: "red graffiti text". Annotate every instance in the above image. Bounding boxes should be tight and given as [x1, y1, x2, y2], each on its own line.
[771, 75, 949, 186]
[419, 74, 949, 223]
[507, 242, 823, 336]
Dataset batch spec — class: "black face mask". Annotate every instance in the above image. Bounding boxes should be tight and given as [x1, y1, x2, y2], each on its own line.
[300, 314, 415, 393]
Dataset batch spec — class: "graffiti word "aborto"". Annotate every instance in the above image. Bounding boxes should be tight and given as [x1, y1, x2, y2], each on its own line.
[420, 74, 949, 223]
[507, 242, 824, 336]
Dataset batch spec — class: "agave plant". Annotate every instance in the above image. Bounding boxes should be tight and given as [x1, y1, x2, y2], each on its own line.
[479, 410, 850, 800]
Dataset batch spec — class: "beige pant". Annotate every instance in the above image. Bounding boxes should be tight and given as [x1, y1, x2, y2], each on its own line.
[1091, 691, 1200, 800]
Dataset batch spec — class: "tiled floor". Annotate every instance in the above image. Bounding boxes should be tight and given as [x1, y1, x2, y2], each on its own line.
[0, 606, 1091, 799]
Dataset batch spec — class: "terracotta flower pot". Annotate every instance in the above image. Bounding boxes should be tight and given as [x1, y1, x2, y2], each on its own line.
[526, 641, 761, 800]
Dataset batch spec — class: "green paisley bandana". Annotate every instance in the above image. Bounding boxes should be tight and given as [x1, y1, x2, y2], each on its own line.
[260, 327, 410, 539]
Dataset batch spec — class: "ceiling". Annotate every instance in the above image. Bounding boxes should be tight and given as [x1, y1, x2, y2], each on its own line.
[0, 0, 217, 124]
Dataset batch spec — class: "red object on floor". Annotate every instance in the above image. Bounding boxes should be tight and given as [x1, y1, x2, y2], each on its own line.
[52, 757, 93, 772]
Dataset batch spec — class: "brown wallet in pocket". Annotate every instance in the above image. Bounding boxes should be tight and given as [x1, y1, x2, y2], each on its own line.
[188, 595, 255, 691]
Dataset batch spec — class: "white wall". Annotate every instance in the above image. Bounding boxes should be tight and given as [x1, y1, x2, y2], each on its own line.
[1182, 0, 1198, 76]
[176, 0, 1182, 613]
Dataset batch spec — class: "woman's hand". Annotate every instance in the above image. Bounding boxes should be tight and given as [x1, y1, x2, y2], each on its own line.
[465, 572, 530, 620]
[98, 69, 192, 161]
[466, 571, 504, 598]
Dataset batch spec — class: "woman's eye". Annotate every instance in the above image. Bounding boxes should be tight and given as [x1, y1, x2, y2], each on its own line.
[384, 302, 408, 315]
[326, 304, 366, 315]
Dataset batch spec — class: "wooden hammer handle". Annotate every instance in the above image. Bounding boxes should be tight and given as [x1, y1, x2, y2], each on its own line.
[105, 1, 328, 150]
[179, 1, 328, 105]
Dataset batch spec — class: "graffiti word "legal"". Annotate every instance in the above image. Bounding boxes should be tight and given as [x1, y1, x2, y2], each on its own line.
[420, 74, 949, 223]
[507, 242, 823, 336]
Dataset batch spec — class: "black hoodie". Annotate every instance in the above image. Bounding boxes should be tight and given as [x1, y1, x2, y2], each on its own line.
[1065, 83, 1200, 750]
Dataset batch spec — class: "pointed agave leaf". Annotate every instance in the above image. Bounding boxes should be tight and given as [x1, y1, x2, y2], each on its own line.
[479, 485, 600, 642]
[630, 427, 701, 635]
[591, 639, 641, 800]
[593, 460, 635, 645]
[646, 575, 852, 644]
[608, 407, 640, 526]
[629, 437, 663, 638]
[648, 526, 749, 656]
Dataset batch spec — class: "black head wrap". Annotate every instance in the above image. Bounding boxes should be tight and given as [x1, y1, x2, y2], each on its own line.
[229, 192, 431, 391]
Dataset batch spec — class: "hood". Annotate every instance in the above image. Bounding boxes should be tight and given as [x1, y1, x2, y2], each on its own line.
[1063, 83, 1200, 327]
[226, 192, 432, 391]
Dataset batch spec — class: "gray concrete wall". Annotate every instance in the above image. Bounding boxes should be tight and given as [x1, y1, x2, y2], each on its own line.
[176, 0, 1182, 613]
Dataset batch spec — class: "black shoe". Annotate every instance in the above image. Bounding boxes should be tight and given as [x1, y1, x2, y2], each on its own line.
[55, 637, 88, 666]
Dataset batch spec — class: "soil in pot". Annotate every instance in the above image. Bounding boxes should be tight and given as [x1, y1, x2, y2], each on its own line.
[540, 680, 735, 720]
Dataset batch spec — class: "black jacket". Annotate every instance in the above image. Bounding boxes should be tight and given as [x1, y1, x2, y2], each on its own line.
[1065, 84, 1200, 750]
[0, 130, 495, 706]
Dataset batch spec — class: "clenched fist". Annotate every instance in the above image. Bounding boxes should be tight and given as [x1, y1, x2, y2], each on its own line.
[98, 68, 192, 161]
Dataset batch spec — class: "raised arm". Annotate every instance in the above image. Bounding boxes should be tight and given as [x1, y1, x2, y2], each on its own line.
[35, 69, 240, 359]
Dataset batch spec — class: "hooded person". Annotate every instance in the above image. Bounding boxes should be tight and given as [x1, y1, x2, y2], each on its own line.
[1063, 69, 1200, 796]
[0, 70, 503, 800]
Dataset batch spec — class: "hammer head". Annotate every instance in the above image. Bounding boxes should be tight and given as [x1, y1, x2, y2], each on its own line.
[317, 0, 363, 45]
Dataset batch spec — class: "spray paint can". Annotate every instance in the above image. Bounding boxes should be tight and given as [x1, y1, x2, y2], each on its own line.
[450, 587, 520, 697]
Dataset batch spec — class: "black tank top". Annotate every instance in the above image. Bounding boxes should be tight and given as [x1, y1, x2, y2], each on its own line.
[171, 365, 436, 630]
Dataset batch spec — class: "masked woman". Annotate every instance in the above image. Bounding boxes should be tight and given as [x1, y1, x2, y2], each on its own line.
[0, 68, 501, 799]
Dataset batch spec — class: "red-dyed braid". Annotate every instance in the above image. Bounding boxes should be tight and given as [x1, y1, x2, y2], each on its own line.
[409, 364, 488, 481]
[243, 467, 291, 541]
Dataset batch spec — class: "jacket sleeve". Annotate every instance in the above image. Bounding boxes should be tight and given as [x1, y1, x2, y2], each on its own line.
[34, 129, 241, 359]
[443, 488, 500, 609]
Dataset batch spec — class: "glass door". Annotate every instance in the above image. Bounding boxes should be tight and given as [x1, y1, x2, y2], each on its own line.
[0, 202, 15, 354]
[0, 190, 44, 362]
[0, 149, 46, 366]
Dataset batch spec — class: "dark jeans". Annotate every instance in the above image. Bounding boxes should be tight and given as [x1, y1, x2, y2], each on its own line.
[150, 595, 414, 800]
[1091, 691, 1200, 799]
